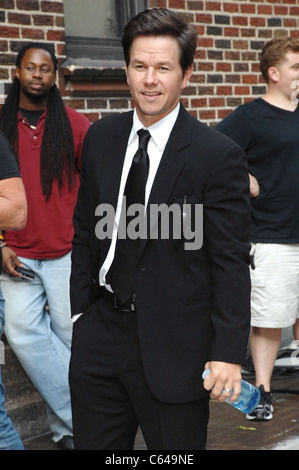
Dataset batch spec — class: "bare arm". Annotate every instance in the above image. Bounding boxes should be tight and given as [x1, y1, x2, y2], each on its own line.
[0, 177, 27, 230]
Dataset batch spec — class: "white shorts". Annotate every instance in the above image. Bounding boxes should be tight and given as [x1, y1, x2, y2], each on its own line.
[250, 243, 299, 328]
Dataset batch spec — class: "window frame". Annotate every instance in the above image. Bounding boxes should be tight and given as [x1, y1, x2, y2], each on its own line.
[61, 0, 148, 93]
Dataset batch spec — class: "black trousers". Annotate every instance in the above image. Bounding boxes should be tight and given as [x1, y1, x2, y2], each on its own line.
[69, 296, 209, 450]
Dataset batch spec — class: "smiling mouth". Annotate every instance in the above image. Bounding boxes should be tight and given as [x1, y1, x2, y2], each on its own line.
[142, 91, 161, 98]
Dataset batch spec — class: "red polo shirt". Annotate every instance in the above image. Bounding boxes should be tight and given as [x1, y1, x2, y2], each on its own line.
[4, 106, 90, 259]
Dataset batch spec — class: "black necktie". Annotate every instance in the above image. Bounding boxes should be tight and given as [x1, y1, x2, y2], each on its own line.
[109, 129, 151, 304]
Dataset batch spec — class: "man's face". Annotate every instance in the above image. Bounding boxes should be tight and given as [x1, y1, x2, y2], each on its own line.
[16, 48, 56, 105]
[125, 35, 193, 127]
[272, 51, 299, 100]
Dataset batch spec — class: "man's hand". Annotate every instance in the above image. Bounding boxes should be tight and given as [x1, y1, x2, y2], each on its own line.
[249, 173, 260, 198]
[203, 361, 242, 403]
[2, 246, 23, 278]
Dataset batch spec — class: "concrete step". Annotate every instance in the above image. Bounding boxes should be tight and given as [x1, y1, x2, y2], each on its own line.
[1, 339, 50, 441]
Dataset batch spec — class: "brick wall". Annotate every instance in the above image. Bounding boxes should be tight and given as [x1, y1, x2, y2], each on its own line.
[0, 0, 299, 125]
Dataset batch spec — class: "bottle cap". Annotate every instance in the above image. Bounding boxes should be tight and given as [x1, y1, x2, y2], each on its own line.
[202, 369, 210, 380]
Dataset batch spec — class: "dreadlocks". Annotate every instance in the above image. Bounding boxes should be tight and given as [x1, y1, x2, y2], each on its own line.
[0, 43, 76, 201]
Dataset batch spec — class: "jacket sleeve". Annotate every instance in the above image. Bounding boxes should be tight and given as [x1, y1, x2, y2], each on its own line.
[203, 137, 251, 365]
[70, 129, 95, 316]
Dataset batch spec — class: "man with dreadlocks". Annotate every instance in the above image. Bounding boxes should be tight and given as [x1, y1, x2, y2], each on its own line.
[0, 43, 90, 449]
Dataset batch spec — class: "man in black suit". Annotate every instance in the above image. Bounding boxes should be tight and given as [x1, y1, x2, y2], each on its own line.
[69, 8, 251, 450]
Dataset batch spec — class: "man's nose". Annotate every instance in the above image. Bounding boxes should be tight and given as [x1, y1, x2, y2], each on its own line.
[32, 67, 43, 77]
[144, 68, 158, 84]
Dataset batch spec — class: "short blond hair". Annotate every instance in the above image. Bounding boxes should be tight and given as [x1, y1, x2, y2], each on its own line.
[260, 37, 299, 83]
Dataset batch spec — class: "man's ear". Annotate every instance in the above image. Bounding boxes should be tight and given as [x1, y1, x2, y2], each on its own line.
[15, 67, 20, 81]
[181, 65, 193, 91]
[267, 66, 279, 83]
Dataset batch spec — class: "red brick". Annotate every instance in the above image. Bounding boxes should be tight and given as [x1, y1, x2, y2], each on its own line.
[290, 7, 299, 15]
[0, 26, 19, 38]
[190, 74, 206, 83]
[8, 13, 31, 25]
[33, 14, 54, 26]
[205, 2, 221, 11]
[191, 98, 208, 107]
[216, 85, 233, 95]
[22, 28, 44, 40]
[209, 97, 225, 107]
[47, 30, 65, 41]
[216, 63, 231, 72]
[196, 13, 212, 23]
[250, 17, 266, 27]
[240, 4, 256, 14]
[197, 62, 214, 72]
[223, 3, 239, 13]
[41, 1, 64, 13]
[233, 40, 249, 50]
[150, 0, 167, 7]
[242, 74, 258, 84]
[198, 38, 213, 47]
[258, 5, 273, 15]
[232, 16, 248, 26]
[224, 27, 240, 37]
[16, 0, 39, 10]
[234, 86, 250, 95]
[0, 0, 14, 8]
[274, 6, 288, 15]
[187, 1, 204, 11]
[199, 109, 215, 120]
[169, 0, 185, 9]
[284, 19, 297, 27]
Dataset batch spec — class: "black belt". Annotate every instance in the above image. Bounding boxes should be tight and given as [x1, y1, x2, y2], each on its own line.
[101, 287, 136, 312]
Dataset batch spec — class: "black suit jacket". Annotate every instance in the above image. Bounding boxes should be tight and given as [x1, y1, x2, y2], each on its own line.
[70, 105, 251, 404]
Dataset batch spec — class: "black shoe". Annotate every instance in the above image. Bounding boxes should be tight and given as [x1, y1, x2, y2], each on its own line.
[55, 435, 74, 450]
[246, 385, 273, 421]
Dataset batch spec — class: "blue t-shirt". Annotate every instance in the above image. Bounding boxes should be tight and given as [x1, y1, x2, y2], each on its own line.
[215, 98, 299, 243]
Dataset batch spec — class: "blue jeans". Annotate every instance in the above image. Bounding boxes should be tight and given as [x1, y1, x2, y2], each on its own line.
[0, 288, 24, 450]
[1, 253, 73, 442]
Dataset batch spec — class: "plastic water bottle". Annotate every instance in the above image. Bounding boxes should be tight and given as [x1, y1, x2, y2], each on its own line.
[202, 369, 260, 414]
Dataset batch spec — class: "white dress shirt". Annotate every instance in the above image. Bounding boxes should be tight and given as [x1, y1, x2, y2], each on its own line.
[100, 104, 180, 291]
[72, 104, 180, 322]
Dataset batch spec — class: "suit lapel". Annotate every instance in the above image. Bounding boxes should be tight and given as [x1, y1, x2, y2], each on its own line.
[148, 106, 192, 206]
[100, 112, 134, 209]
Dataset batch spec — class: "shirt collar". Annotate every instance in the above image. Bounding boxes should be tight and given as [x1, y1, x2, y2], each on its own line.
[128, 103, 180, 151]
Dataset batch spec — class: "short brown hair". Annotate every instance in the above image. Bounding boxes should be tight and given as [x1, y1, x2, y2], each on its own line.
[260, 37, 299, 83]
[122, 8, 198, 74]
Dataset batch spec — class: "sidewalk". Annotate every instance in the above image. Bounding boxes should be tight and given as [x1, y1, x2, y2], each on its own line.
[23, 368, 299, 451]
